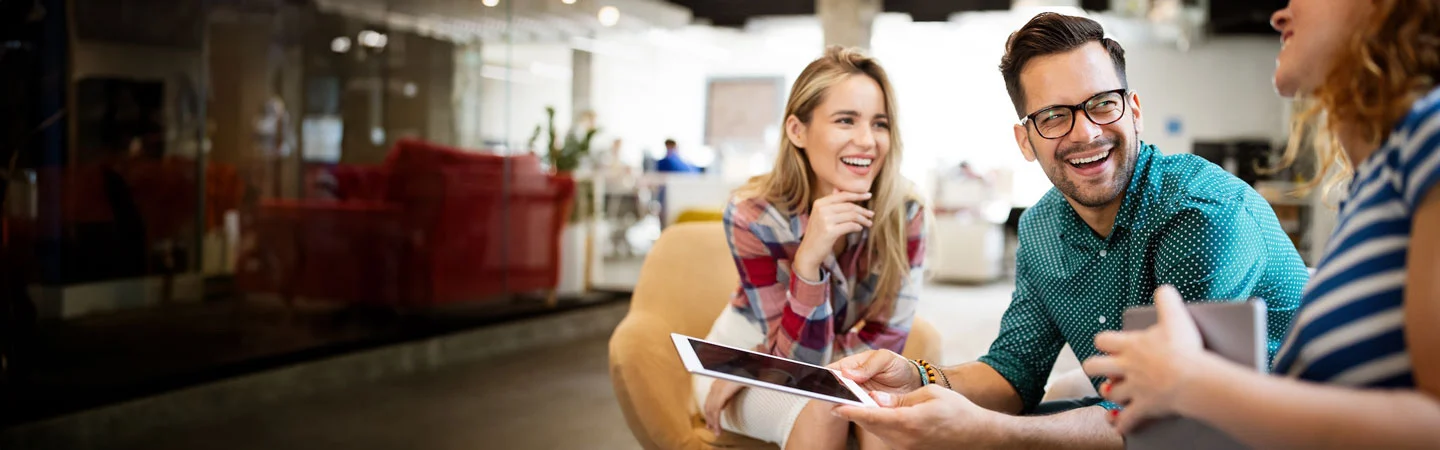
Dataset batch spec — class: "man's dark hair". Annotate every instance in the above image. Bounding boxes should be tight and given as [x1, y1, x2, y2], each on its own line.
[999, 12, 1128, 118]
[664, 139, 677, 148]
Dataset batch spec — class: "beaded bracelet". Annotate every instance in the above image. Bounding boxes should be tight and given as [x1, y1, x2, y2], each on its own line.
[931, 361, 953, 389]
[909, 358, 929, 387]
[915, 359, 938, 387]
[915, 359, 951, 389]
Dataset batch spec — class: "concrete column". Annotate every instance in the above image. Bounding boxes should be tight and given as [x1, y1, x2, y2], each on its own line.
[571, 48, 594, 124]
[454, 42, 484, 150]
[816, 0, 881, 50]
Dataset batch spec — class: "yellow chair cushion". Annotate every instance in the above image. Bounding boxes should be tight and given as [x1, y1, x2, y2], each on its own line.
[675, 208, 725, 224]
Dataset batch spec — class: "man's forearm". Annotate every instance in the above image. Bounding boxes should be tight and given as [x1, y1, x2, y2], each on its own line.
[943, 362, 1122, 449]
[945, 362, 1025, 414]
[993, 406, 1123, 450]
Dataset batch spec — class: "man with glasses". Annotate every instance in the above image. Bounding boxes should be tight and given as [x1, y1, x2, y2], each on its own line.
[832, 12, 1308, 449]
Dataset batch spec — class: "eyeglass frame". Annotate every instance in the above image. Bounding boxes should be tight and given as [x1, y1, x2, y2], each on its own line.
[1019, 88, 1131, 140]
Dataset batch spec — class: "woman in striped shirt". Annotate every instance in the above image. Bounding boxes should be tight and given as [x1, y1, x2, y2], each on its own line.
[1082, 1, 1440, 448]
[692, 46, 927, 449]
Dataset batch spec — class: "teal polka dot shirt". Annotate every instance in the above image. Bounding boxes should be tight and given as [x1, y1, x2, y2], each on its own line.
[976, 143, 1310, 413]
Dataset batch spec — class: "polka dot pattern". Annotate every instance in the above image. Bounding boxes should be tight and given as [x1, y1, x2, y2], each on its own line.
[976, 143, 1310, 412]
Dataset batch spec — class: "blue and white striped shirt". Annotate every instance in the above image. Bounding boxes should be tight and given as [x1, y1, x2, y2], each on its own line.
[1273, 86, 1440, 387]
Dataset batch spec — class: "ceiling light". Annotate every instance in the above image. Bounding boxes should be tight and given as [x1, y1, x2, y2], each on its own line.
[330, 36, 351, 53]
[483, 0, 499, 6]
[357, 30, 388, 49]
[598, 6, 619, 27]
[562, 0, 576, 4]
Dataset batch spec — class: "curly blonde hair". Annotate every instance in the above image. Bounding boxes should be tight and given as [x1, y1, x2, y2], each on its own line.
[1277, 0, 1440, 195]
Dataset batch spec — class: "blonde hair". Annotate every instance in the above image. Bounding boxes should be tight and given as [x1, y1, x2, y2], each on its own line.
[1277, 0, 1440, 195]
[737, 46, 918, 319]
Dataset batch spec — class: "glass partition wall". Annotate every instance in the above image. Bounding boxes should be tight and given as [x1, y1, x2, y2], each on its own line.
[0, 0, 637, 426]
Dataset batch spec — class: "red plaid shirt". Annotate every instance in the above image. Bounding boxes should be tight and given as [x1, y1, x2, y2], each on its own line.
[724, 196, 927, 365]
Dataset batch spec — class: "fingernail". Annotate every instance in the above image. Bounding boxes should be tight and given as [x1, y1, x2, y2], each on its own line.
[1101, 382, 1111, 396]
[1109, 409, 1120, 419]
[863, 193, 873, 198]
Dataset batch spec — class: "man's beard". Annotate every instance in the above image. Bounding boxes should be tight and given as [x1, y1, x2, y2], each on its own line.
[1045, 132, 1139, 208]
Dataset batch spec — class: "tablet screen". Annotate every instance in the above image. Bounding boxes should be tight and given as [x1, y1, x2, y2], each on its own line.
[688, 338, 861, 403]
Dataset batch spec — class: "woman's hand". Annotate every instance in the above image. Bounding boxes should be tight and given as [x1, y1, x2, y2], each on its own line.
[830, 349, 924, 395]
[794, 189, 874, 281]
[1082, 285, 1225, 433]
[703, 379, 746, 435]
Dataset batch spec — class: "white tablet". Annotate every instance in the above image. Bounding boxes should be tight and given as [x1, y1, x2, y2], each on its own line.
[1121, 299, 1265, 450]
[671, 333, 879, 408]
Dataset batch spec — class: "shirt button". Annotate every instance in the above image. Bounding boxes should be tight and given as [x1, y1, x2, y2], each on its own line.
[1099, 250, 1108, 257]
[1098, 316, 1107, 324]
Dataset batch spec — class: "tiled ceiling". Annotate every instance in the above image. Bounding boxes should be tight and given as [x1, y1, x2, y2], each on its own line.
[314, 0, 691, 43]
[663, 0, 1282, 34]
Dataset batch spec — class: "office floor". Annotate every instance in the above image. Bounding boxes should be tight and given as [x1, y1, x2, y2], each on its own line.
[3, 292, 611, 427]
[115, 337, 635, 450]
[114, 279, 1078, 449]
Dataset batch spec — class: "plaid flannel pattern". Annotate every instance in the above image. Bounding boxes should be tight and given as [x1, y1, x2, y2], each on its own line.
[722, 196, 926, 365]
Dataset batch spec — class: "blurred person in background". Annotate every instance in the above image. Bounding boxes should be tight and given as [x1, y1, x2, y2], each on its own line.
[1083, 1, 1440, 448]
[693, 45, 928, 450]
[651, 138, 700, 227]
[599, 138, 635, 185]
[833, 12, 1308, 449]
[252, 96, 291, 199]
[656, 138, 701, 173]
[933, 161, 995, 218]
[956, 161, 984, 181]
[599, 138, 644, 259]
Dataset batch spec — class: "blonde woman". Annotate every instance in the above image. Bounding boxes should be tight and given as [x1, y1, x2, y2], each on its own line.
[1084, 0, 1440, 448]
[692, 46, 927, 449]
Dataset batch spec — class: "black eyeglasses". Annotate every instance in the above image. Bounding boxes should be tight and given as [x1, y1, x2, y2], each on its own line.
[1020, 89, 1129, 140]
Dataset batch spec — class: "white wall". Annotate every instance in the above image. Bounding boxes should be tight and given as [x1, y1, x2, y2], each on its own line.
[588, 21, 823, 173]
[558, 12, 1290, 205]
[479, 43, 574, 153]
[872, 14, 1025, 203]
[1125, 38, 1287, 156]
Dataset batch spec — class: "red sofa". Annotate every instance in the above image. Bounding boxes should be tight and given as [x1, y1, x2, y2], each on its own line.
[236, 139, 575, 306]
[10, 159, 202, 284]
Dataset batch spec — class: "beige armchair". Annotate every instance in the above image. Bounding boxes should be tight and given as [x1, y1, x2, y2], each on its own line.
[609, 222, 943, 449]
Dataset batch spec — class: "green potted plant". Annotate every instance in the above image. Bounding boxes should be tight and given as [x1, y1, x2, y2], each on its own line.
[530, 106, 599, 223]
[530, 106, 600, 297]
